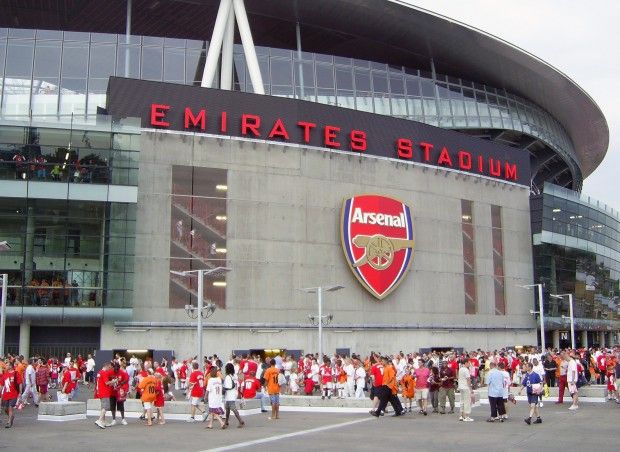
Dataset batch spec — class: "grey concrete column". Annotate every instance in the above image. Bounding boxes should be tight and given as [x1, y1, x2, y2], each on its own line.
[19, 321, 30, 357]
[552, 329, 560, 350]
[580, 330, 588, 348]
[24, 206, 35, 284]
[599, 331, 606, 348]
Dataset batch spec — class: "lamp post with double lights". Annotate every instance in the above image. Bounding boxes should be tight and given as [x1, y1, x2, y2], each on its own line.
[518, 283, 546, 352]
[551, 293, 575, 349]
[170, 266, 230, 370]
[300, 285, 344, 360]
[0, 241, 11, 357]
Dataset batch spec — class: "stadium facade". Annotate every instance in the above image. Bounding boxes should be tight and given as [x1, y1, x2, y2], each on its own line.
[0, 0, 617, 359]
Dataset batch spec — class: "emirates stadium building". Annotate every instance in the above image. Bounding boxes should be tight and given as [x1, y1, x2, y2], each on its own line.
[0, 0, 617, 360]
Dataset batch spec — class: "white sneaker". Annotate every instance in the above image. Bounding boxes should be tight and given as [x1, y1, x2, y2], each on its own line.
[568, 405, 578, 410]
[106, 420, 117, 427]
[95, 420, 106, 429]
[539, 402, 543, 407]
[121, 419, 128, 426]
[463, 417, 474, 422]
[186, 417, 196, 423]
[459, 416, 464, 421]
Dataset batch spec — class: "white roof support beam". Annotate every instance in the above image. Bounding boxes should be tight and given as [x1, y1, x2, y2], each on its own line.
[220, 3, 235, 90]
[201, 0, 232, 88]
[233, 0, 265, 94]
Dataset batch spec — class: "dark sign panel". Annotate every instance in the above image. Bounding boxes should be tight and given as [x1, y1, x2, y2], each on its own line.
[107, 77, 530, 185]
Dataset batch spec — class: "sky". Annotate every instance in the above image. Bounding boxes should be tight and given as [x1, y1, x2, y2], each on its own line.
[407, 0, 620, 210]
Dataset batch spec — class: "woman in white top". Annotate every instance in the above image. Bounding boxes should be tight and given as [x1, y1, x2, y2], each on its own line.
[354, 362, 367, 399]
[205, 367, 225, 429]
[222, 363, 244, 428]
[289, 369, 300, 395]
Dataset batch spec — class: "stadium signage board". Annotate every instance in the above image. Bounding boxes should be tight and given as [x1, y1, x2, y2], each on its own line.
[107, 77, 530, 184]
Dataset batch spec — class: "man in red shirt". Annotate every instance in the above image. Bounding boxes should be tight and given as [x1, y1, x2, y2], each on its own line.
[1, 361, 22, 428]
[597, 352, 607, 384]
[319, 358, 333, 399]
[369, 355, 384, 413]
[94, 361, 113, 429]
[186, 362, 205, 422]
[178, 361, 188, 393]
[241, 371, 268, 412]
[244, 357, 258, 379]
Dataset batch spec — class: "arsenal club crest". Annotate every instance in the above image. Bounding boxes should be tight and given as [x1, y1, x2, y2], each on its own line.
[341, 195, 414, 300]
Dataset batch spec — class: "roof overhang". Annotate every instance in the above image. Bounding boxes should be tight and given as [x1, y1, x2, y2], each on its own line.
[0, 0, 608, 177]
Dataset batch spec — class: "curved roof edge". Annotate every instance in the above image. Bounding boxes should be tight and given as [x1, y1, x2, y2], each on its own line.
[381, 0, 608, 178]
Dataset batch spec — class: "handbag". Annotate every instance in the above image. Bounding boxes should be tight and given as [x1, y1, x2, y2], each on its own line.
[531, 383, 543, 395]
[576, 373, 587, 388]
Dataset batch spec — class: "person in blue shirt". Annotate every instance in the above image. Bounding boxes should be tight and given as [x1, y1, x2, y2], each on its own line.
[485, 361, 506, 422]
[519, 362, 543, 425]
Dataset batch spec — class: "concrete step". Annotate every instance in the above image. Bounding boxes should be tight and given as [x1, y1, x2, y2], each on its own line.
[37, 402, 87, 422]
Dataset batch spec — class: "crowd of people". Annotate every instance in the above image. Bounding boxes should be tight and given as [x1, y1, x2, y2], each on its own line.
[1, 346, 618, 430]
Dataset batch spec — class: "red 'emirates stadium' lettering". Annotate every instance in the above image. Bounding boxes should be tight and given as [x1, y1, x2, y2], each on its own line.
[149, 104, 517, 182]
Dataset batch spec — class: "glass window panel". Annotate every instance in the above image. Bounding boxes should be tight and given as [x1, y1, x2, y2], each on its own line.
[89, 44, 116, 78]
[390, 76, 404, 95]
[186, 49, 205, 83]
[436, 82, 450, 98]
[59, 78, 87, 114]
[317, 88, 335, 105]
[334, 56, 351, 66]
[422, 98, 437, 116]
[61, 43, 88, 78]
[294, 61, 314, 88]
[116, 45, 140, 78]
[270, 48, 291, 58]
[164, 37, 185, 48]
[355, 91, 373, 112]
[34, 42, 61, 79]
[31, 77, 59, 115]
[420, 79, 434, 97]
[164, 47, 185, 82]
[451, 99, 465, 116]
[5, 41, 34, 77]
[271, 85, 294, 97]
[354, 69, 371, 91]
[142, 36, 164, 46]
[63, 31, 90, 42]
[315, 53, 332, 64]
[390, 96, 407, 116]
[406, 98, 423, 116]
[372, 72, 388, 93]
[9, 29, 35, 39]
[405, 76, 420, 96]
[373, 95, 390, 115]
[36, 30, 63, 40]
[336, 90, 355, 109]
[335, 68, 353, 90]
[315, 64, 334, 89]
[91, 33, 117, 43]
[141, 46, 163, 81]
[270, 58, 292, 86]
[186, 39, 205, 49]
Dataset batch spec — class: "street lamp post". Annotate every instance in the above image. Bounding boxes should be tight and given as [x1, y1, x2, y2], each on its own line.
[519, 283, 546, 352]
[300, 285, 344, 360]
[170, 266, 230, 370]
[551, 293, 575, 349]
[0, 241, 11, 357]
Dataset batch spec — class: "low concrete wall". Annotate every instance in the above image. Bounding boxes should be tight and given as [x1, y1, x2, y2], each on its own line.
[37, 402, 87, 422]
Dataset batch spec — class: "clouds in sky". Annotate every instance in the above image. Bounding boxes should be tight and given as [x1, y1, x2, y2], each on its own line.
[408, 0, 620, 209]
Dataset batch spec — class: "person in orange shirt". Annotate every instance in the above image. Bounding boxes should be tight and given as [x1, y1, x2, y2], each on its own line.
[372, 356, 404, 417]
[336, 360, 347, 399]
[400, 367, 415, 413]
[137, 369, 159, 426]
[263, 359, 281, 420]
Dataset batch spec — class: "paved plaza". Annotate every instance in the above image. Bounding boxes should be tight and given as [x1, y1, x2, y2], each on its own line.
[1, 397, 618, 452]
